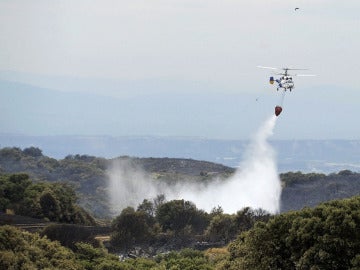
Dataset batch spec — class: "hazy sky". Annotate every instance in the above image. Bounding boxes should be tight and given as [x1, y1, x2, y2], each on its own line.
[0, 0, 359, 139]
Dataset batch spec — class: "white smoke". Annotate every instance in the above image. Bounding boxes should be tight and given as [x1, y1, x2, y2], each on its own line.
[108, 115, 281, 215]
[107, 159, 164, 213]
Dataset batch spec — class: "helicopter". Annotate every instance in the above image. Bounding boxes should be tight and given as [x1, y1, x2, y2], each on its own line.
[257, 66, 315, 116]
[257, 66, 315, 92]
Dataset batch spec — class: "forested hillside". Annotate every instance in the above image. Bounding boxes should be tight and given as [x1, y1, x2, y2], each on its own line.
[0, 147, 234, 218]
[0, 173, 95, 225]
[1, 147, 360, 218]
[280, 170, 360, 212]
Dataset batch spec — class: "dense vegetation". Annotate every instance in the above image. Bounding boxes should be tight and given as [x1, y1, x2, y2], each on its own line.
[0, 146, 110, 217]
[0, 225, 216, 270]
[0, 225, 83, 270]
[3, 195, 360, 269]
[0, 173, 95, 225]
[221, 195, 360, 269]
[110, 197, 270, 253]
[2, 146, 360, 268]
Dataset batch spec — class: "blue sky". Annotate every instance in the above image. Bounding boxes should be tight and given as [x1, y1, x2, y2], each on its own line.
[0, 0, 359, 140]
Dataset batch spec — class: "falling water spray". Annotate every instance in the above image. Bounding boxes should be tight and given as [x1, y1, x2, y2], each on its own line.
[177, 115, 281, 213]
[108, 115, 282, 215]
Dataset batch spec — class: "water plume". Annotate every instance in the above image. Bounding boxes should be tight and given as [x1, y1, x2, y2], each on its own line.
[107, 159, 161, 214]
[176, 115, 281, 213]
[108, 115, 281, 215]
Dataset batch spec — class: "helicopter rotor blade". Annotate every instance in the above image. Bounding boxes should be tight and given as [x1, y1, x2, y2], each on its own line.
[283, 68, 308, 71]
[257, 65, 279, 70]
[293, 74, 316, 77]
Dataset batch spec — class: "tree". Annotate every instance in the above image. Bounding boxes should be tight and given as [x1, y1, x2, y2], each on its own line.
[338, 169, 354, 176]
[137, 199, 156, 227]
[153, 194, 166, 209]
[137, 199, 155, 217]
[0, 173, 31, 210]
[40, 190, 60, 220]
[234, 207, 270, 233]
[222, 196, 360, 270]
[210, 206, 224, 217]
[156, 200, 199, 233]
[23, 146, 43, 157]
[206, 214, 236, 243]
[111, 207, 151, 250]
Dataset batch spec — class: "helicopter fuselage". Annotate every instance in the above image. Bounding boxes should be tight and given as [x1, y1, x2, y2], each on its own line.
[260, 66, 313, 92]
[269, 68, 294, 91]
[275, 76, 294, 91]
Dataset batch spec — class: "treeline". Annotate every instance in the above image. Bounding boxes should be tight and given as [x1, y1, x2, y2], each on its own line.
[221, 195, 360, 269]
[0, 173, 95, 225]
[280, 169, 357, 187]
[3, 195, 360, 269]
[280, 169, 360, 212]
[110, 196, 271, 252]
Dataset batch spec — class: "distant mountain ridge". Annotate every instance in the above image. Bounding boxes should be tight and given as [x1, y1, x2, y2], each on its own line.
[1, 133, 359, 173]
